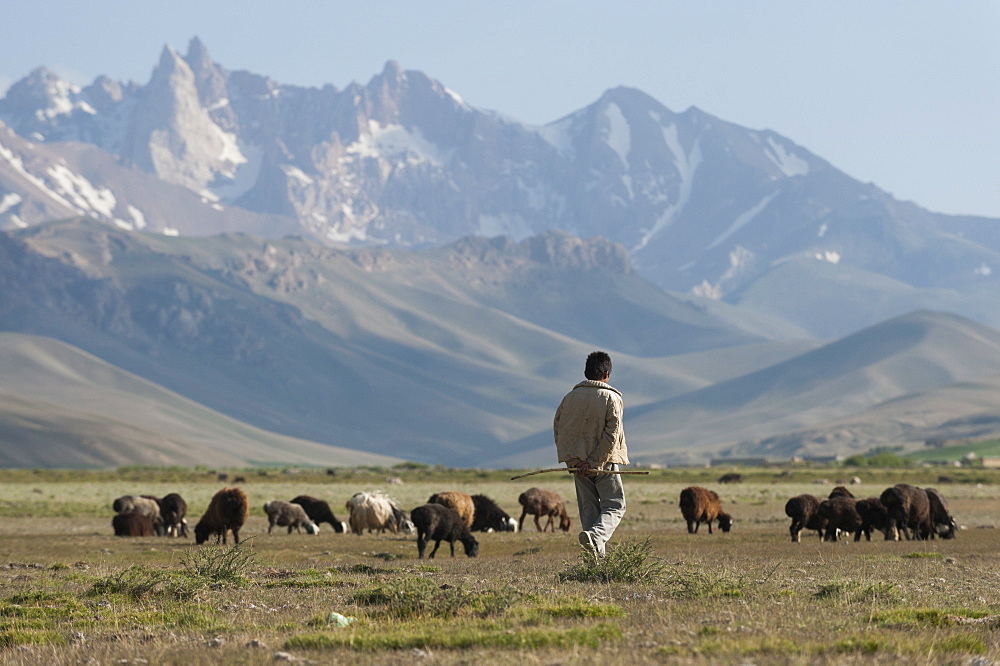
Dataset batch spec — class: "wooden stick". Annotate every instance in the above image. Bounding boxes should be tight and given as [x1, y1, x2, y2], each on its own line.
[509, 467, 651, 480]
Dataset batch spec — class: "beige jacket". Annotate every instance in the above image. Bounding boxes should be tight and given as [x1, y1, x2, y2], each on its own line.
[553, 379, 629, 467]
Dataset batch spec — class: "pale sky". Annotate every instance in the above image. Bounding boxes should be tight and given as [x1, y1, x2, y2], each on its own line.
[2, 1, 998, 218]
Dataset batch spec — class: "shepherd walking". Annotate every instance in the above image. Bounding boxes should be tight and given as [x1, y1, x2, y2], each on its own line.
[553, 350, 628, 557]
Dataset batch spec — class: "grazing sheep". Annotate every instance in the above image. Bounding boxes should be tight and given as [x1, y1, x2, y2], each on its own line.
[263, 500, 320, 535]
[112, 512, 154, 537]
[880, 484, 933, 541]
[113, 495, 164, 536]
[679, 486, 733, 534]
[427, 491, 475, 530]
[784, 494, 825, 542]
[470, 494, 518, 532]
[517, 487, 572, 532]
[410, 503, 479, 559]
[290, 495, 348, 533]
[194, 487, 249, 546]
[924, 487, 957, 539]
[817, 496, 863, 541]
[160, 492, 188, 538]
[854, 497, 892, 541]
[345, 491, 409, 535]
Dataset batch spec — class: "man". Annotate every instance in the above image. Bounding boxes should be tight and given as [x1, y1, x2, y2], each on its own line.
[553, 350, 628, 557]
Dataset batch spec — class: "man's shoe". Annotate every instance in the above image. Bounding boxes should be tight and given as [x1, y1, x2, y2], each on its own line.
[578, 531, 598, 556]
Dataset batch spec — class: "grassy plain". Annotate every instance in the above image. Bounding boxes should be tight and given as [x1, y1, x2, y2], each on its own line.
[0, 466, 997, 665]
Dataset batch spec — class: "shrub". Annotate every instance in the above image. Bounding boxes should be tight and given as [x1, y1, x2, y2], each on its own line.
[558, 537, 666, 584]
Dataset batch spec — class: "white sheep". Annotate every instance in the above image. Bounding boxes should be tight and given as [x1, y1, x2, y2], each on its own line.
[345, 491, 411, 535]
[263, 500, 320, 535]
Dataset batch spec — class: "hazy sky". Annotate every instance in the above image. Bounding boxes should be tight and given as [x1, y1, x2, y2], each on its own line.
[3, 1, 998, 218]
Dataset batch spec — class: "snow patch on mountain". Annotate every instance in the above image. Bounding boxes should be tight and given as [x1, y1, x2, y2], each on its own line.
[47, 164, 116, 216]
[211, 142, 261, 202]
[0, 192, 21, 215]
[348, 120, 446, 166]
[604, 103, 630, 167]
[708, 191, 779, 249]
[632, 124, 701, 251]
[812, 250, 841, 264]
[766, 137, 809, 178]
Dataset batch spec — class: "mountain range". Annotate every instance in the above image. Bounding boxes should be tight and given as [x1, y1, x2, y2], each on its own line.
[1, 38, 999, 467]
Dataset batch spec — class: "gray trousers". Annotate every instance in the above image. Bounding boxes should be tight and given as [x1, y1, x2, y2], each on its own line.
[574, 464, 626, 554]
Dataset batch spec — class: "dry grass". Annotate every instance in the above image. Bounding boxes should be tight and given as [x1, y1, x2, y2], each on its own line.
[0, 469, 997, 664]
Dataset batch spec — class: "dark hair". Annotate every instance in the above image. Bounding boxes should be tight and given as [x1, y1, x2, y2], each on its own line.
[584, 351, 612, 381]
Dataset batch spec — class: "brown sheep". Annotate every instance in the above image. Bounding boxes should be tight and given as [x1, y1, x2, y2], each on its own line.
[880, 484, 932, 541]
[679, 486, 732, 534]
[112, 512, 154, 537]
[784, 494, 825, 542]
[427, 490, 475, 530]
[828, 486, 855, 499]
[518, 487, 572, 532]
[194, 487, 249, 545]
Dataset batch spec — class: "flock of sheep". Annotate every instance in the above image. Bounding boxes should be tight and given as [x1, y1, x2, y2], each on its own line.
[784, 482, 958, 543]
[108, 479, 961, 558]
[109, 486, 573, 558]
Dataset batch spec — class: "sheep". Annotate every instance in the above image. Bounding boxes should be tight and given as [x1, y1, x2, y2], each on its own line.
[853, 497, 892, 541]
[112, 495, 164, 536]
[718, 473, 743, 483]
[160, 492, 188, 538]
[784, 494, 825, 542]
[290, 495, 348, 533]
[828, 486, 855, 499]
[470, 494, 518, 532]
[194, 487, 249, 546]
[410, 503, 479, 559]
[924, 487, 957, 539]
[427, 490, 475, 530]
[818, 496, 862, 541]
[263, 500, 320, 535]
[112, 512, 154, 537]
[880, 484, 933, 541]
[679, 486, 733, 534]
[345, 491, 409, 535]
[518, 487, 572, 532]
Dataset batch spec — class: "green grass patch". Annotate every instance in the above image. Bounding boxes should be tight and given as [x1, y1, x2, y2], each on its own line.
[285, 621, 622, 650]
[662, 567, 745, 599]
[870, 607, 990, 628]
[351, 576, 529, 620]
[0, 628, 65, 648]
[558, 536, 666, 584]
[831, 635, 882, 654]
[513, 546, 544, 556]
[539, 597, 625, 619]
[813, 579, 900, 604]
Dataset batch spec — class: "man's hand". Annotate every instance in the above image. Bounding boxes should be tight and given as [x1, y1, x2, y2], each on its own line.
[573, 461, 592, 477]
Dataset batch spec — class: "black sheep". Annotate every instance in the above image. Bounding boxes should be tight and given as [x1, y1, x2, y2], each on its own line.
[880, 484, 933, 541]
[290, 495, 347, 533]
[784, 494, 825, 542]
[924, 487, 957, 539]
[818, 496, 862, 541]
[411, 503, 479, 559]
[853, 497, 891, 541]
[160, 492, 188, 538]
[470, 494, 517, 532]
